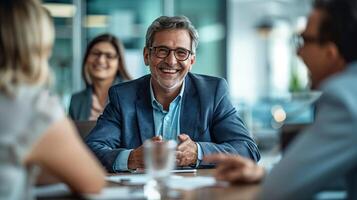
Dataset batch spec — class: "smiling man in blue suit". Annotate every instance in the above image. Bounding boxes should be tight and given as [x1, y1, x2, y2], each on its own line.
[85, 16, 260, 172]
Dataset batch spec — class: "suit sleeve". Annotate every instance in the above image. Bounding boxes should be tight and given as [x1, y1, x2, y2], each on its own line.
[198, 79, 261, 163]
[259, 86, 357, 200]
[85, 87, 126, 172]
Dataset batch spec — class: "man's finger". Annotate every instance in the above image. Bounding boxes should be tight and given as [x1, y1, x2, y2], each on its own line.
[205, 154, 247, 166]
[215, 162, 241, 177]
[151, 135, 162, 141]
[176, 151, 183, 160]
[178, 134, 189, 142]
[223, 169, 244, 182]
[176, 152, 183, 166]
[177, 140, 189, 151]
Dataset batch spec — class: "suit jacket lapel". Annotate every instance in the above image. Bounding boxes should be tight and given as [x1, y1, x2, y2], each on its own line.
[180, 74, 200, 138]
[136, 76, 155, 143]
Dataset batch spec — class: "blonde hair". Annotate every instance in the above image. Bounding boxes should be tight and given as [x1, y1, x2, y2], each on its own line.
[0, 0, 54, 96]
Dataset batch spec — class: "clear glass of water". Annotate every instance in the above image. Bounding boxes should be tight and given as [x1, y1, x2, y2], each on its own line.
[144, 140, 177, 199]
[144, 140, 177, 180]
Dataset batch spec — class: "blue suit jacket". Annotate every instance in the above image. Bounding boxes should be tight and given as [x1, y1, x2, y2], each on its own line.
[86, 73, 260, 172]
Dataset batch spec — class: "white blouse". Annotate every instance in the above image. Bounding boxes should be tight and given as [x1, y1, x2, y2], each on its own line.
[0, 86, 64, 200]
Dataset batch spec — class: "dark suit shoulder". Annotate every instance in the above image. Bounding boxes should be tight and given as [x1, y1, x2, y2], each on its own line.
[108, 75, 150, 100]
[188, 73, 225, 83]
[188, 73, 227, 92]
[111, 75, 149, 90]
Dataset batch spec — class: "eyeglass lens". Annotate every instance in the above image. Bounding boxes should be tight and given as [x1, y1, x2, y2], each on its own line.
[151, 46, 191, 61]
[90, 51, 117, 60]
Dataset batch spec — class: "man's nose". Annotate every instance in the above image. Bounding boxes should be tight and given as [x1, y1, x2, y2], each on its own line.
[296, 46, 303, 57]
[165, 50, 178, 66]
[97, 54, 106, 63]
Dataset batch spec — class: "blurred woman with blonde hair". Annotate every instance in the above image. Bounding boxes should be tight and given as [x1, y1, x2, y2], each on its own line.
[0, 0, 105, 199]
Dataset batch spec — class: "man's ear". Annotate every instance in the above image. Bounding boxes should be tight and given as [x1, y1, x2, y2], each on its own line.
[143, 47, 149, 66]
[188, 55, 196, 71]
[324, 42, 346, 71]
[190, 54, 196, 65]
[325, 42, 341, 62]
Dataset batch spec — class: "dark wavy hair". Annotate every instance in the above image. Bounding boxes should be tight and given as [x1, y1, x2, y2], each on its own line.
[82, 33, 132, 87]
[314, 0, 357, 63]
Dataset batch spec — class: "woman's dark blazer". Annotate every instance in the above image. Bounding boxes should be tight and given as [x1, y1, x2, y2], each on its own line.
[69, 78, 123, 121]
[69, 87, 93, 121]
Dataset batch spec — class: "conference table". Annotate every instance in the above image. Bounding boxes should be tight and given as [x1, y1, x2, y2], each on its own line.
[171, 169, 261, 200]
[37, 169, 261, 200]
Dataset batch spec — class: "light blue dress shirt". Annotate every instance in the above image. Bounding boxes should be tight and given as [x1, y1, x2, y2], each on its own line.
[114, 80, 203, 171]
[150, 80, 184, 140]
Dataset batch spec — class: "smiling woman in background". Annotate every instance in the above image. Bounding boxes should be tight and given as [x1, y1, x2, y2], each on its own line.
[69, 34, 132, 121]
[0, 0, 105, 199]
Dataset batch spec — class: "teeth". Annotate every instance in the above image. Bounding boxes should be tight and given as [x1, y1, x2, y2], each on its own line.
[161, 68, 177, 73]
[94, 65, 107, 69]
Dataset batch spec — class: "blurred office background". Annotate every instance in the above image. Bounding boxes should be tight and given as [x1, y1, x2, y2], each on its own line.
[43, 0, 317, 149]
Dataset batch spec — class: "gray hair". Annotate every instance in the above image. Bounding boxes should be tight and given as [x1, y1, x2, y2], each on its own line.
[145, 16, 199, 53]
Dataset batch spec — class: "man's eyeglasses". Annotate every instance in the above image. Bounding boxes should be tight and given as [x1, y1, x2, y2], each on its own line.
[293, 34, 321, 49]
[293, 34, 322, 48]
[89, 50, 118, 60]
[149, 46, 193, 61]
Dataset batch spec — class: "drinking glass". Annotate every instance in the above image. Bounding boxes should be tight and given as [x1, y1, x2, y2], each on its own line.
[144, 140, 177, 180]
[144, 140, 177, 200]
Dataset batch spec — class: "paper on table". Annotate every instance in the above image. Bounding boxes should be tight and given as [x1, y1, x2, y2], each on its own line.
[106, 174, 150, 185]
[167, 176, 216, 190]
[129, 168, 197, 174]
[84, 187, 145, 200]
[35, 183, 145, 200]
[35, 183, 71, 198]
[106, 174, 217, 190]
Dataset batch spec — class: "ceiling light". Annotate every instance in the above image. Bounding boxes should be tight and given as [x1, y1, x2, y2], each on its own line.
[43, 3, 76, 18]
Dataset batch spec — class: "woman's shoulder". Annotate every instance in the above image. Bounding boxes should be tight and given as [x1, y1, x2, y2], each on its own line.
[0, 86, 65, 164]
[0, 86, 64, 118]
[16, 86, 65, 129]
[71, 87, 92, 99]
